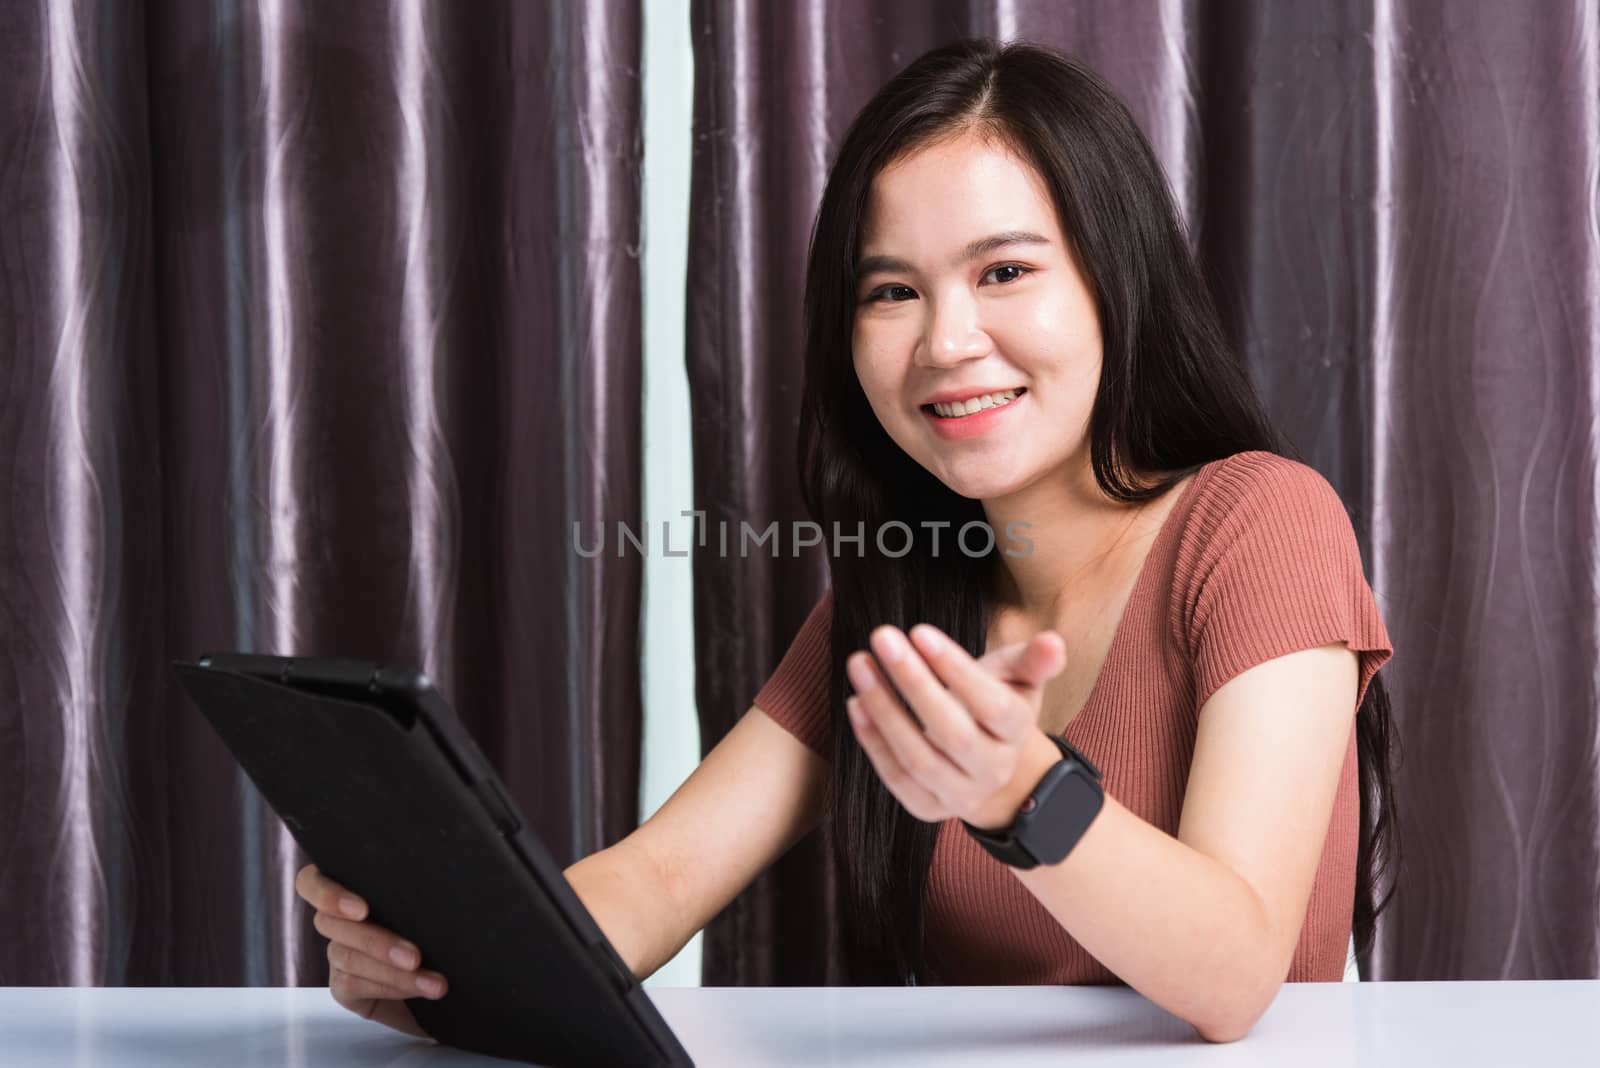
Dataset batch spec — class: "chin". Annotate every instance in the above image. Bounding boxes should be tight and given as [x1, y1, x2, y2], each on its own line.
[932, 465, 1034, 502]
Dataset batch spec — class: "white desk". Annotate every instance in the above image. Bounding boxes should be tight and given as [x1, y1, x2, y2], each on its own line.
[1, 982, 1594, 1066]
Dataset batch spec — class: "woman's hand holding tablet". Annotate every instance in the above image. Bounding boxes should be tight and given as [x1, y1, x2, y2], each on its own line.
[295, 863, 447, 1038]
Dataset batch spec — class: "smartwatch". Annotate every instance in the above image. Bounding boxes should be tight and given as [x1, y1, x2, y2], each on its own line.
[961, 735, 1105, 869]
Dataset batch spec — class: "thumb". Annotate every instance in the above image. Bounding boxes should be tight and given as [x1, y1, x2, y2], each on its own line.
[980, 631, 1066, 688]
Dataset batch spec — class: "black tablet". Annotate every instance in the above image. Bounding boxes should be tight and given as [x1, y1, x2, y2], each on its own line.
[171, 654, 694, 1068]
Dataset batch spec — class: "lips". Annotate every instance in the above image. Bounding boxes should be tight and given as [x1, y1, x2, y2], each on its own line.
[920, 387, 1028, 441]
[921, 387, 1028, 419]
[920, 385, 1028, 410]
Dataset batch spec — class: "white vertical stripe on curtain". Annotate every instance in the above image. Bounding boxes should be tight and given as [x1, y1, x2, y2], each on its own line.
[1582, 0, 1600, 765]
[259, 0, 306, 988]
[45, 0, 97, 990]
[640, 0, 703, 989]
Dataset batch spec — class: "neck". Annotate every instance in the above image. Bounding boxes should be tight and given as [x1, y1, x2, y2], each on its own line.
[982, 455, 1162, 625]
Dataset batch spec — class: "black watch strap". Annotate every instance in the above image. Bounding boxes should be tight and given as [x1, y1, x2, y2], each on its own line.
[961, 735, 1104, 869]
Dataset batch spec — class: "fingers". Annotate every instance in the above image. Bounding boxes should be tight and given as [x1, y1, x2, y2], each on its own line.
[328, 940, 447, 1000]
[328, 968, 436, 1040]
[846, 647, 974, 797]
[295, 864, 368, 921]
[844, 622, 1066, 823]
[978, 631, 1068, 688]
[913, 625, 1052, 742]
[331, 968, 407, 1013]
[312, 910, 424, 972]
[859, 627, 989, 768]
[299, 864, 442, 1039]
[329, 965, 444, 1023]
[299, 867, 434, 985]
[845, 696, 949, 821]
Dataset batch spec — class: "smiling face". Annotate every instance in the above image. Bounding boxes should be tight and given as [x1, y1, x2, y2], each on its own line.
[851, 130, 1103, 502]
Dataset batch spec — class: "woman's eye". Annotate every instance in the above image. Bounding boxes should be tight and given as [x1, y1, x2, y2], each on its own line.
[984, 264, 1030, 285]
[866, 284, 916, 303]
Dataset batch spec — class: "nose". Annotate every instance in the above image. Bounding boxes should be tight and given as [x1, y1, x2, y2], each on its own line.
[916, 291, 992, 368]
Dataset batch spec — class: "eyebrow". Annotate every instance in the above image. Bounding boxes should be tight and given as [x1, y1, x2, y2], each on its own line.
[856, 230, 1053, 279]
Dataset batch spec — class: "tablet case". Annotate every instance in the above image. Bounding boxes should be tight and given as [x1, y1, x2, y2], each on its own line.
[172, 654, 694, 1068]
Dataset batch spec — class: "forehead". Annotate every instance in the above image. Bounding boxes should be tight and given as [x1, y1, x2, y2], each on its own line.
[860, 133, 1060, 250]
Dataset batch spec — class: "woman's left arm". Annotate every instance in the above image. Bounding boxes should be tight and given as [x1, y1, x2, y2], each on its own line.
[1010, 642, 1358, 1042]
[847, 627, 1359, 1044]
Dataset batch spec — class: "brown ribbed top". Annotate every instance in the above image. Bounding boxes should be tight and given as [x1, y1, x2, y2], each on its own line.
[753, 452, 1393, 985]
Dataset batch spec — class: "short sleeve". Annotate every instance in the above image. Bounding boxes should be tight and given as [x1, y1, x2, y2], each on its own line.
[751, 589, 834, 758]
[1180, 453, 1393, 711]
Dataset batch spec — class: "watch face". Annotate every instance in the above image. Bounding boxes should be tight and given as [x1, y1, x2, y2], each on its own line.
[1024, 774, 1104, 865]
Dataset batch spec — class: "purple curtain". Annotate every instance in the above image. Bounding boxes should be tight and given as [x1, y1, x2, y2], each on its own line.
[688, 0, 1600, 985]
[0, 0, 644, 986]
[1369, 1, 1600, 980]
[4, 0, 1596, 993]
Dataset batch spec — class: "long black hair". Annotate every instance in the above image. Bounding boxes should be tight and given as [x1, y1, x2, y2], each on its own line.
[797, 38, 1399, 984]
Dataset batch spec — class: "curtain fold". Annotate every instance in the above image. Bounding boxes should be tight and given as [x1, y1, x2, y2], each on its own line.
[0, 0, 644, 986]
[688, 0, 1600, 985]
[0, 0, 163, 988]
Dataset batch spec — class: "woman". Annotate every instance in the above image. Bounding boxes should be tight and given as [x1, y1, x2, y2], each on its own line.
[295, 38, 1398, 1044]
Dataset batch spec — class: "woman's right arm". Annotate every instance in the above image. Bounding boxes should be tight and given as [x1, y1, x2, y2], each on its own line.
[570, 704, 829, 980]
[297, 704, 828, 1035]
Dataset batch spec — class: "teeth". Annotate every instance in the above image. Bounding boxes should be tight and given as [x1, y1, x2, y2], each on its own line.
[932, 389, 1022, 419]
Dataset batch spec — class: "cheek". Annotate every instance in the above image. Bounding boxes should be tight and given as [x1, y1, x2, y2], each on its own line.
[851, 331, 903, 407]
[1001, 298, 1101, 391]
[1023, 286, 1097, 350]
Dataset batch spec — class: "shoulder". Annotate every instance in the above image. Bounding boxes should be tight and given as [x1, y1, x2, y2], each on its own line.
[1188, 451, 1348, 529]
[751, 588, 835, 759]
[1172, 451, 1367, 623]
[1173, 451, 1354, 567]
[776, 587, 834, 667]
[803, 587, 835, 632]
[1166, 453, 1391, 707]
